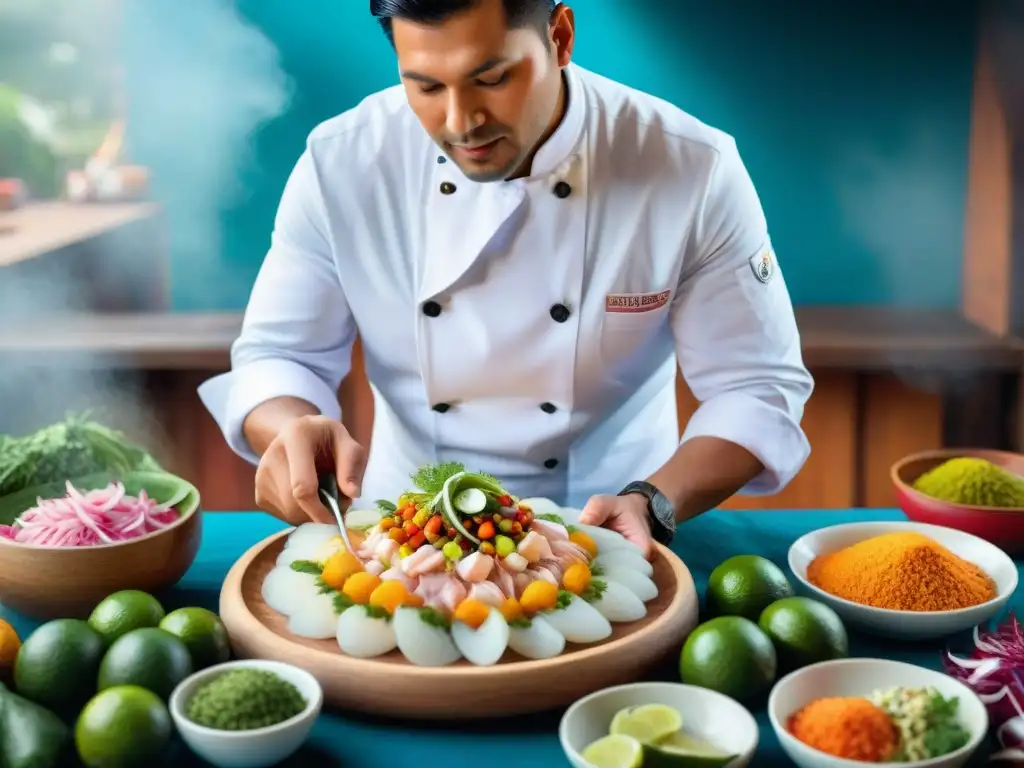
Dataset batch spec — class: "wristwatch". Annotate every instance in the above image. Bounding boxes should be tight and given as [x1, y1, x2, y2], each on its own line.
[618, 480, 676, 546]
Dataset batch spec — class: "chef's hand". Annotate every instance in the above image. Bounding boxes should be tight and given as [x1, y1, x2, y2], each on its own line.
[578, 493, 654, 560]
[254, 415, 367, 525]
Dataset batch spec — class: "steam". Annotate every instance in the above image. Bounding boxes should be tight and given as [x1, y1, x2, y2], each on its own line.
[0, 0, 292, 447]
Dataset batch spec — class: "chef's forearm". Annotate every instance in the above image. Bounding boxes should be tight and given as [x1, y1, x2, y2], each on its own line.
[242, 396, 321, 457]
[647, 436, 764, 523]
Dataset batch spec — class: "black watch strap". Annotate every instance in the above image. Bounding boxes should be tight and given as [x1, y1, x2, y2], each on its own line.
[618, 480, 676, 546]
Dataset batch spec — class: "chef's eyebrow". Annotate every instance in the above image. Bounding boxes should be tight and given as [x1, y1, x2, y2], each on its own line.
[401, 57, 509, 84]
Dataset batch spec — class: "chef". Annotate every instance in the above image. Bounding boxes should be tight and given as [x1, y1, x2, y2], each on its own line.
[198, 0, 814, 559]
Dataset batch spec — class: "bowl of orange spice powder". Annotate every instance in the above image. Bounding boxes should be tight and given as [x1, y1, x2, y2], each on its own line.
[769, 658, 988, 768]
[787, 521, 1016, 640]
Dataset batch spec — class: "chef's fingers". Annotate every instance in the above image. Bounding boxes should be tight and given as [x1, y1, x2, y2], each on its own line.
[578, 494, 613, 526]
[331, 426, 367, 500]
[283, 426, 335, 524]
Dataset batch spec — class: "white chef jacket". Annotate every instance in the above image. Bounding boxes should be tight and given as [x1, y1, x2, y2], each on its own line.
[198, 63, 813, 509]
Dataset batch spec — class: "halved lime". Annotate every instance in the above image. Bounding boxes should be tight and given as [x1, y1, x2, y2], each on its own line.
[610, 704, 684, 745]
[581, 734, 644, 768]
[644, 731, 737, 768]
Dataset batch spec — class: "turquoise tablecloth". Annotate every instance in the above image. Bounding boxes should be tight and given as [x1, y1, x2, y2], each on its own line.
[1, 509, 1011, 767]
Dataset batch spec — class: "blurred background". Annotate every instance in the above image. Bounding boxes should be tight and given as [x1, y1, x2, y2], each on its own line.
[0, 0, 1022, 512]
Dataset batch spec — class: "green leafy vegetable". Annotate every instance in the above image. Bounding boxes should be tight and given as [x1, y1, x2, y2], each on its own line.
[508, 617, 531, 629]
[331, 592, 354, 614]
[921, 692, 970, 758]
[0, 413, 162, 498]
[555, 590, 574, 610]
[590, 563, 604, 577]
[375, 499, 397, 513]
[289, 560, 323, 575]
[410, 463, 467, 495]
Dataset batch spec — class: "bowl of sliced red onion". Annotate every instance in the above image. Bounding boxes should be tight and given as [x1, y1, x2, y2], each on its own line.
[0, 470, 201, 619]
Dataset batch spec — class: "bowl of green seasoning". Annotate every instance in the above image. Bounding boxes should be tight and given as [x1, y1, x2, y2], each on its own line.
[169, 659, 323, 768]
[892, 449, 1024, 554]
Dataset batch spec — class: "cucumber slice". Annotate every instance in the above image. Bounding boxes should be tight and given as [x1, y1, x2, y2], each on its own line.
[453, 487, 487, 515]
[441, 474, 480, 545]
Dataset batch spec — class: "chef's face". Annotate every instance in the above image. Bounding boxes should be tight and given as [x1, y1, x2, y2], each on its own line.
[393, 0, 575, 182]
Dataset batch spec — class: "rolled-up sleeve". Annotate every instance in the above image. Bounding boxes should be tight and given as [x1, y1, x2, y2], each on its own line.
[197, 147, 356, 464]
[671, 137, 814, 494]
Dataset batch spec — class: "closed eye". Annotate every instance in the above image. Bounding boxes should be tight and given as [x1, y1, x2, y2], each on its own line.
[475, 71, 509, 88]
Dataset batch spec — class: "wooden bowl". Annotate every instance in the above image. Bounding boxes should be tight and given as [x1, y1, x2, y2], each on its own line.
[891, 448, 1024, 554]
[0, 472, 202, 619]
[219, 530, 699, 719]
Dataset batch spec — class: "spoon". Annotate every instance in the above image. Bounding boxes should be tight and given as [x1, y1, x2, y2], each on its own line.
[317, 472, 361, 561]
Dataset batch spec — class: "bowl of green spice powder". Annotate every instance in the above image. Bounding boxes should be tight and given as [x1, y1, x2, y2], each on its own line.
[169, 659, 322, 768]
[893, 448, 1024, 554]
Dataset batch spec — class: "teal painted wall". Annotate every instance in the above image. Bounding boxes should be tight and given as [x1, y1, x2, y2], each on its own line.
[123, 1, 977, 311]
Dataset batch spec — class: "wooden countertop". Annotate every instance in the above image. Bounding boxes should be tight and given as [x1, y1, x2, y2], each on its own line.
[0, 307, 1020, 372]
[0, 201, 160, 267]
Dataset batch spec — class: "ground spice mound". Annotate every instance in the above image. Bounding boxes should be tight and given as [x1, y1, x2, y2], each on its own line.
[806, 531, 995, 612]
[787, 696, 898, 761]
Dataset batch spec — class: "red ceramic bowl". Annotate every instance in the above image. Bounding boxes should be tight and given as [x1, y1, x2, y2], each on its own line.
[892, 448, 1024, 555]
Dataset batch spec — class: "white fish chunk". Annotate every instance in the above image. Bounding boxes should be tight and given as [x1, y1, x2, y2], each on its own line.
[380, 566, 418, 592]
[599, 567, 659, 602]
[517, 531, 553, 563]
[530, 519, 570, 543]
[415, 573, 467, 614]
[401, 546, 446, 576]
[508, 615, 565, 660]
[468, 581, 507, 608]
[593, 551, 654, 579]
[456, 551, 494, 582]
[337, 605, 397, 658]
[393, 607, 461, 667]
[451, 609, 509, 666]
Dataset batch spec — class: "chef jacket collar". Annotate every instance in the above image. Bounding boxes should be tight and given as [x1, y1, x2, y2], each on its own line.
[524, 62, 586, 181]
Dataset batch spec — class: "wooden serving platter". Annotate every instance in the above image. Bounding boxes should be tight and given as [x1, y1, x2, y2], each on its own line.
[219, 530, 699, 719]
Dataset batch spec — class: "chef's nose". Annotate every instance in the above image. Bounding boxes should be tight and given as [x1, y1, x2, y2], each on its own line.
[445, 90, 484, 137]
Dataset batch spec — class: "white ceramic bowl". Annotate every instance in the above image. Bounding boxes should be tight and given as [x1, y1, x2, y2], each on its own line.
[788, 520, 1017, 639]
[169, 659, 323, 768]
[768, 658, 988, 768]
[559, 682, 758, 768]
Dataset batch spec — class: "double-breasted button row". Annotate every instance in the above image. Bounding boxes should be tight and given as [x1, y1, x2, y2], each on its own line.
[432, 403, 561, 415]
[436, 178, 572, 198]
[423, 300, 569, 324]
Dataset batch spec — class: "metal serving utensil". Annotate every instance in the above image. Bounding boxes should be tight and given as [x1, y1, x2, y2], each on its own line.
[317, 472, 361, 561]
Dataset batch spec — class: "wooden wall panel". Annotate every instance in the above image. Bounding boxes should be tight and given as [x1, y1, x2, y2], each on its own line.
[860, 374, 943, 508]
[676, 372, 858, 510]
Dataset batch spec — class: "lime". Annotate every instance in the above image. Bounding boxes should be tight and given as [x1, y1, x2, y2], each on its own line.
[758, 596, 848, 673]
[14, 618, 105, 714]
[159, 607, 231, 669]
[706, 555, 794, 620]
[581, 734, 644, 768]
[75, 685, 172, 768]
[88, 590, 166, 647]
[97, 628, 193, 701]
[610, 704, 684, 745]
[679, 616, 776, 702]
[644, 731, 737, 768]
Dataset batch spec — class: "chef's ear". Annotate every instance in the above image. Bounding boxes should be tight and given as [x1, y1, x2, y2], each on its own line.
[549, 4, 575, 66]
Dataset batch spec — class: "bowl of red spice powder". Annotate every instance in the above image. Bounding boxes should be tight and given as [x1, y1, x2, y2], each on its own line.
[768, 658, 988, 767]
[788, 521, 1017, 640]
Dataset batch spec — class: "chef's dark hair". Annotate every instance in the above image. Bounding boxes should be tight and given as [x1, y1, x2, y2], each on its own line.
[370, 0, 557, 44]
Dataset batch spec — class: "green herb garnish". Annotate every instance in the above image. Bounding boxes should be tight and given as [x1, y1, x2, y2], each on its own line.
[590, 563, 604, 577]
[508, 617, 532, 629]
[331, 592, 354, 614]
[582, 579, 608, 602]
[566, 524, 579, 534]
[417, 606, 451, 629]
[536, 513, 565, 525]
[289, 560, 323, 575]
[375, 499, 397, 513]
[922, 692, 971, 758]
[555, 590, 574, 610]
[364, 605, 392, 621]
